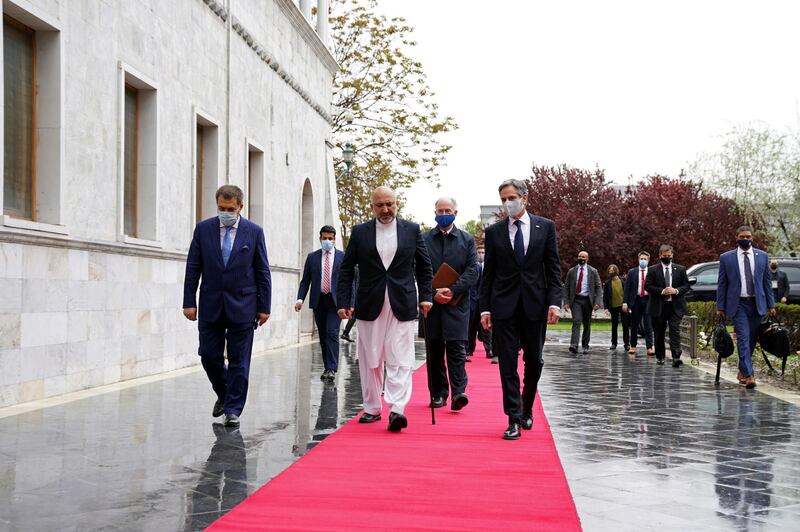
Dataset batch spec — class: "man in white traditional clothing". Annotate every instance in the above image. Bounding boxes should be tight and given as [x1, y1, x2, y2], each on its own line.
[336, 186, 434, 432]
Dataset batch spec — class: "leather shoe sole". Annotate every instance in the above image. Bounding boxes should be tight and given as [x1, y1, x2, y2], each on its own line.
[388, 413, 408, 432]
[212, 400, 224, 418]
[451, 394, 469, 411]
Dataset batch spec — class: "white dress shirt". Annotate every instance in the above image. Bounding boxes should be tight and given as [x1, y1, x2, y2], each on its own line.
[320, 250, 333, 293]
[376, 217, 398, 269]
[637, 267, 647, 297]
[219, 215, 240, 248]
[507, 212, 531, 255]
[737, 246, 756, 297]
[576, 265, 589, 296]
[662, 264, 673, 301]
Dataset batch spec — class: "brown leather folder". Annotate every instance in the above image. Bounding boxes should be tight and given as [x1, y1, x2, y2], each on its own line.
[432, 262, 462, 306]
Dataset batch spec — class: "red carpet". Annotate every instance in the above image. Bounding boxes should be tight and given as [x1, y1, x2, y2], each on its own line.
[209, 345, 581, 531]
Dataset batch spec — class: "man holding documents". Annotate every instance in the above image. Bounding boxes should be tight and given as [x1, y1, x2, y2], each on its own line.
[422, 197, 479, 411]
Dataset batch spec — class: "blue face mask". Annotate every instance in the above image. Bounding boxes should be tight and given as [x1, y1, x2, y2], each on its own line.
[639, 259, 648, 268]
[218, 211, 238, 227]
[320, 239, 335, 252]
[435, 214, 456, 228]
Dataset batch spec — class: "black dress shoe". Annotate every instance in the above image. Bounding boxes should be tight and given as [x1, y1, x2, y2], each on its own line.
[212, 399, 224, 418]
[465, 356, 472, 363]
[503, 423, 521, 440]
[582, 346, 590, 354]
[485, 352, 493, 359]
[359, 412, 382, 423]
[224, 413, 240, 427]
[672, 359, 683, 368]
[491, 357, 499, 364]
[429, 396, 446, 408]
[656, 358, 665, 365]
[609, 345, 617, 351]
[388, 412, 408, 432]
[568, 347, 578, 354]
[451, 393, 469, 411]
[521, 415, 533, 430]
[340, 333, 352, 342]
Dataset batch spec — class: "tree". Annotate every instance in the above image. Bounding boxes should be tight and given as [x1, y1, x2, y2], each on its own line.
[691, 123, 800, 255]
[461, 219, 483, 238]
[329, 0, 457, 240]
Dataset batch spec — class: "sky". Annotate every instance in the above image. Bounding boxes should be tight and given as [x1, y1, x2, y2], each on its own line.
[377, 0, 800, 224]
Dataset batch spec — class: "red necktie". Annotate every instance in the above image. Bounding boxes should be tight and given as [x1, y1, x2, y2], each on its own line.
[322, 252, 331, 294]
[640, 269, 645, 297]
[576, 267, 584, 294]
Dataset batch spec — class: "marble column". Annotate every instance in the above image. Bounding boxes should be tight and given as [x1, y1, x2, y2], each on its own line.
[299, 0, 311, 20]
[316, 0, 329, 44]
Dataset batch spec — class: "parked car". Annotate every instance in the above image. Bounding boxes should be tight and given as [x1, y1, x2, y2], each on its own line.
[685, 258, 800, 304]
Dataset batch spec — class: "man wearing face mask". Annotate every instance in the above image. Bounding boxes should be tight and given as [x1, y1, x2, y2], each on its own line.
[336, 186, 434, 432]
[769, 259, 789, 304]
[422, 197, 479, 410]
[717, 226, 776, 388]
[296, 225, 347, 382]
[623, 251, 655, 356]
[468, 244, 495, 363]
[183, 185, 272, 427]
[564, 251, 603, 354]
[480, 179, 562, 440]
[645, 245, 690, 367]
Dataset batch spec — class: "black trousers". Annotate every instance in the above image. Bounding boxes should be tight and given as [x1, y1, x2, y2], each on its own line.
[199, 313, 255, 417]
[652, 302, 682, 360]
[314, 293, 341, 371]
[428, 339, 468, 399]
[467, 306, 493, 355]
[630, 297, 654, 348]
[493, 303, 545, 424]
[609, 306, 630, 348]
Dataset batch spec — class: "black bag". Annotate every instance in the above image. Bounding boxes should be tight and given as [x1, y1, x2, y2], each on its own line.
[712, 321, 735, 358]
[758, 320, 791, 360]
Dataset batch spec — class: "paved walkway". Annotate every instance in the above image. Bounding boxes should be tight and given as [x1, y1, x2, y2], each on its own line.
[1, 330, 798, 531]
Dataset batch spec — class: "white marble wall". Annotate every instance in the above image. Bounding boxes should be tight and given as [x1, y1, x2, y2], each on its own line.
[0, 0, 337, 407]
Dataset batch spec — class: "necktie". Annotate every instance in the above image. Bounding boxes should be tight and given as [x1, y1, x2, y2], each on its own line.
[513, 220, 524, 264]
[576, 267, 584, 295]
[222, 226, 233, 267]
[322, 251, 331, 294]
[640, 269, 645, 297]
[665, 266, 672, 301]
[743, 252, 755, 296]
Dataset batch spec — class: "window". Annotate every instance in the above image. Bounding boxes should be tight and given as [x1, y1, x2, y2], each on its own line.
[3, 15, 34, 219]
[119, 63, 158, 244]
[781, 264, 800, 283]
[247, 142, 265, 224]
[194, 110, 219, 225]
[2, 7, 62, 232]
[694, 266, 719, 286]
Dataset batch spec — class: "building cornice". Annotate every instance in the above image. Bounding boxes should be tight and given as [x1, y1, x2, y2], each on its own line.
[274, 0, 339, 75]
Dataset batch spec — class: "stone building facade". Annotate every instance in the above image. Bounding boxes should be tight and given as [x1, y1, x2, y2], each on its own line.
[0, 0, 339, 407]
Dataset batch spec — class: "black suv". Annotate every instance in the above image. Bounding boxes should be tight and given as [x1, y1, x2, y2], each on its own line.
[686, 258, 800, 304]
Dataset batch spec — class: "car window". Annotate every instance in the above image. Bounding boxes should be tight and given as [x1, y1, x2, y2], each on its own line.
[781, 264, 800, 283]
[694, 266, 719, 285]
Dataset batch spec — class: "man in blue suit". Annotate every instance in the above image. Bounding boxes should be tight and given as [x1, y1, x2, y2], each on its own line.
[183, 185, 272, 427]
[717, 225, 776, 389]
[296, 225, 345, 382]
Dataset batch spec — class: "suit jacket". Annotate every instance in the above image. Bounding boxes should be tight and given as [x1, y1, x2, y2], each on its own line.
[336, 218, 434, 322]
[623, 267, 650, 311]
[602, 274, 626, 309]
[183, 216, 272, 323]
[469, 262, 483, 310]
[771, 269, 790, 301]
[717, 248, 775, 318]
[297, 248, 345, 309]
[645, 262, 689, 318]
[479, 215, 563, 321]
[564, 264, 603, 308]
[422, 225, 479, 340]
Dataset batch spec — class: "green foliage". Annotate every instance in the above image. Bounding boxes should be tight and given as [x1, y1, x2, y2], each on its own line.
[329, 0, 457, 240]
[461, 219, 483, 237]
[687, 301, 800, 385]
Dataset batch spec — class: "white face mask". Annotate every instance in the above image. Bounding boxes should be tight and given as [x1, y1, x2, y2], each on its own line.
[504, 199, 524, 217]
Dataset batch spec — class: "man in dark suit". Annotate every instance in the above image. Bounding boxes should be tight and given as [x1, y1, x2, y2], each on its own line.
[183, 185, 271, 427]
[468, 244, 494, 362]
[480, 179, 562, 440]
[717, 225, 776, 388]
[623, 251, 655, 356]
[296, 225, 346, 382]
[422, 196, 479, 411]
[563, 250, 603, 354]
[645, 244, 689, 367]
[336, 186, 434, 433]
[769, 259, 790, 304]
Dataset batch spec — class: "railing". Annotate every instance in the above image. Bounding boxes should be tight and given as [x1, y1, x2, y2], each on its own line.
[680, 315, 699, 365]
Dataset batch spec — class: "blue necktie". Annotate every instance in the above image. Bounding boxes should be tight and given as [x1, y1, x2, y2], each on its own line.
[513, 220, 525, 264]
[222, 226, 233, 267]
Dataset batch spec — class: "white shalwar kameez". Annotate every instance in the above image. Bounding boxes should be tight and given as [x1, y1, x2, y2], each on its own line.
[357, 218, 416, 416]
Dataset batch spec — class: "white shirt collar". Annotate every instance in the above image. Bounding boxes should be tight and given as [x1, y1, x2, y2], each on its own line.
[376, 217, 397, 230]
[508, 212, 530, 227]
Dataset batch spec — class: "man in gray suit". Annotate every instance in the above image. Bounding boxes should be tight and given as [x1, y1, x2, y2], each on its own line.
[564, 250, 603, 354]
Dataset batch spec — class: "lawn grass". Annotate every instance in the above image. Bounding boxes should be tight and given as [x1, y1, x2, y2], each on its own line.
[548, 320, 613, 332]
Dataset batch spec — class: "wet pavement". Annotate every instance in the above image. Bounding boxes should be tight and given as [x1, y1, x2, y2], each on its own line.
[0, 329, 798, 531]
[542, 330, 800, 531]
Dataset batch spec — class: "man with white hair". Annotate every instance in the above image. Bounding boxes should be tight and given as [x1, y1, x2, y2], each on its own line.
[337, 186, 434, 432]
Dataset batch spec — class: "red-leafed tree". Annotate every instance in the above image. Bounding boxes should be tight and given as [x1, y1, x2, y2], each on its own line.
[621, 175, 768, 269]
[525, 164, 630, 276]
